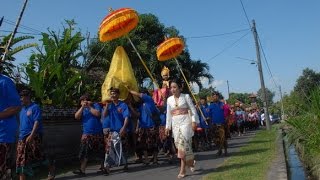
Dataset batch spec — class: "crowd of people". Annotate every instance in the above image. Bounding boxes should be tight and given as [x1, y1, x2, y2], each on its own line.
[0, 67, 263, 180]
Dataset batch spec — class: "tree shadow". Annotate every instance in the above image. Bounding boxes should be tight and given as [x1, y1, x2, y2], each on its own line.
[228, 140, 270, 147]
[227, 148, 268, 157]
[193, 162, 259, 176]
[54, 159, 179, 180]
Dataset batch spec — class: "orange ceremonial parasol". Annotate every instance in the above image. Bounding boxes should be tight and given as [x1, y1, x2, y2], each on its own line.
[157, 37, 207, 124]
[99, 8, 161, 93]
[99, 8, 139, 42]
[157, 37, 184, 61]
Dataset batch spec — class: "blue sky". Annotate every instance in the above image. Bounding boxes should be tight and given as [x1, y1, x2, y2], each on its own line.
[2, 0, 320, 102]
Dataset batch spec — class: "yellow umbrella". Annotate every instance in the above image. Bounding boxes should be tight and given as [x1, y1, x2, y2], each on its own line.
[157, 37, 207, 124]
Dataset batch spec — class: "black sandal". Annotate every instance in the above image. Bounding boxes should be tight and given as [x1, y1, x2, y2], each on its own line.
[123, 165, 129, 172]
[72, 169, 86, 176]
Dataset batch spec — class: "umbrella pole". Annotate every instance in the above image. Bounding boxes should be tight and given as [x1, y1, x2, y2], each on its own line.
[126, 35, 159, 89]
[126, 36, 167, 102]
[173, 57, 208, 125]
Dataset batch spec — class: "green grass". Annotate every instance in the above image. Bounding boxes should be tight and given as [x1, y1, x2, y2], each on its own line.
[204, 127, 278, 180]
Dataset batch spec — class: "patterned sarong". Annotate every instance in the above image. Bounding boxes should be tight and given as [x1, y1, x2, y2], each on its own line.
[16, 134, 47, 176]
[78, 134, 104, 161]
[0, 143, 14, 179]
[175, 130, 194, 166]
[136, 127, 159, 153]
[211, 124, 227, 152]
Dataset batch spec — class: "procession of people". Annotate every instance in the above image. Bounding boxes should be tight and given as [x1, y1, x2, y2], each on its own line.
[0, 63, 264, 180]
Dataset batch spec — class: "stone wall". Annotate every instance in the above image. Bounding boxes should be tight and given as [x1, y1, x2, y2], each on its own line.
[41, 106, 82, 161]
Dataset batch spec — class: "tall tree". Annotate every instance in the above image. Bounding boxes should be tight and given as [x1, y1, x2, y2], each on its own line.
[257, 87, 275, 105]
[294, 68, 320, 98]
[228, 92, 252, 106]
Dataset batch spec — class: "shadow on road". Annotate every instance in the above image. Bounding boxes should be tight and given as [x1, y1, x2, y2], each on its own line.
[193, 162, 259, 176]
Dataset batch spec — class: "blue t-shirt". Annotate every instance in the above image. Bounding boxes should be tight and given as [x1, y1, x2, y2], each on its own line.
[104, 101, 130, 133]
[209, 101, 225, 124]
[160, 113, 166, 126]
[138, 94, 159, 128]
[82, 103, 103, 135]
[235, 110, 245, 121]
[19, 103, 43, 140]
[198, 104, 210, 128]
[0, 75, 20, 143]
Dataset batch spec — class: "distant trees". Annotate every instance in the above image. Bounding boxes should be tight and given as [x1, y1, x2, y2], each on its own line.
[257, 87, 275, 106]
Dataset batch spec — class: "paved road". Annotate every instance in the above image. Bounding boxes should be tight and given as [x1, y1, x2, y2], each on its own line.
[54, 131, 256, 180]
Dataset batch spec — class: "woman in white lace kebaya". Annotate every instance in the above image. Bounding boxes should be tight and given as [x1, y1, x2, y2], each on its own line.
[165, 79, 199, 179]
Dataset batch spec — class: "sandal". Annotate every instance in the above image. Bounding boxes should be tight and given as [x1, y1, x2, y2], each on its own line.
[72, 169, 86, 176]
[190, 160, 196, 172]
[177, 174, 185, 179]
[103, 167, 110, 176]
[123, 165, 129, 172]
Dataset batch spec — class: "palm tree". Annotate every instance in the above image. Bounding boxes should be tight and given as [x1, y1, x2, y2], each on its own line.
[0, 34, 36, 79]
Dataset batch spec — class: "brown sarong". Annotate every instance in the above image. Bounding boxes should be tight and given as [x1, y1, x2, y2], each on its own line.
[16, 134, 46, 176]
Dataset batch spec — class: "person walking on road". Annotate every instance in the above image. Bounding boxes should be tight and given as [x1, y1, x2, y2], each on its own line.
[165, 79, 199, 179]
[0, 74, 21, 179]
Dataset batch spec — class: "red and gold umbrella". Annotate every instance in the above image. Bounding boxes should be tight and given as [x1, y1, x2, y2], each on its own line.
[157, 37, 207, 123]
[99, 8, 161, 93]
[157, 37, 184, 61]
[99, 8, 139, 42]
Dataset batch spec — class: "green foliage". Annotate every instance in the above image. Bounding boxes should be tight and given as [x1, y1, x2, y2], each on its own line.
[257, 87, 275, 105]
[228, 92, 252, 106]
[23, 20, 84, 106]
[285, 88, 320, 178]
[282, 91, 305, 117]
[294, 68, 320, 97]
[0, 34, 37, 78]
[198, 86, 216, 100]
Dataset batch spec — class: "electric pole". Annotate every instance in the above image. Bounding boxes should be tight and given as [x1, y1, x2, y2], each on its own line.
[252, 19, 271, 130]
[227, 80, 230, 99]
[1, 0, 29, 62]
[279, 85, 285, 121]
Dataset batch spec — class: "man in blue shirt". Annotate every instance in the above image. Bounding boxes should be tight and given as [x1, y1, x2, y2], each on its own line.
[194, 96, 211, 151]
[16, 89, 54, 179]
[73, 93, 104, 176]
[209, 92, 228, 156]
[102, 87, 130, 174]
[0, 74, 20, 179]
[128, 88, 160, 165]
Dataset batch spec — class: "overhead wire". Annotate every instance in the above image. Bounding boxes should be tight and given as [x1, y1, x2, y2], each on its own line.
[185, 28, 250, 39]
[258, 34, 278, 88]
[239, 0, 252, 29]
[205, 31, 251, 62]
[0, 30, 42, 36]
[239, 0, 279, 92]
[3, 18, 43, 34]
